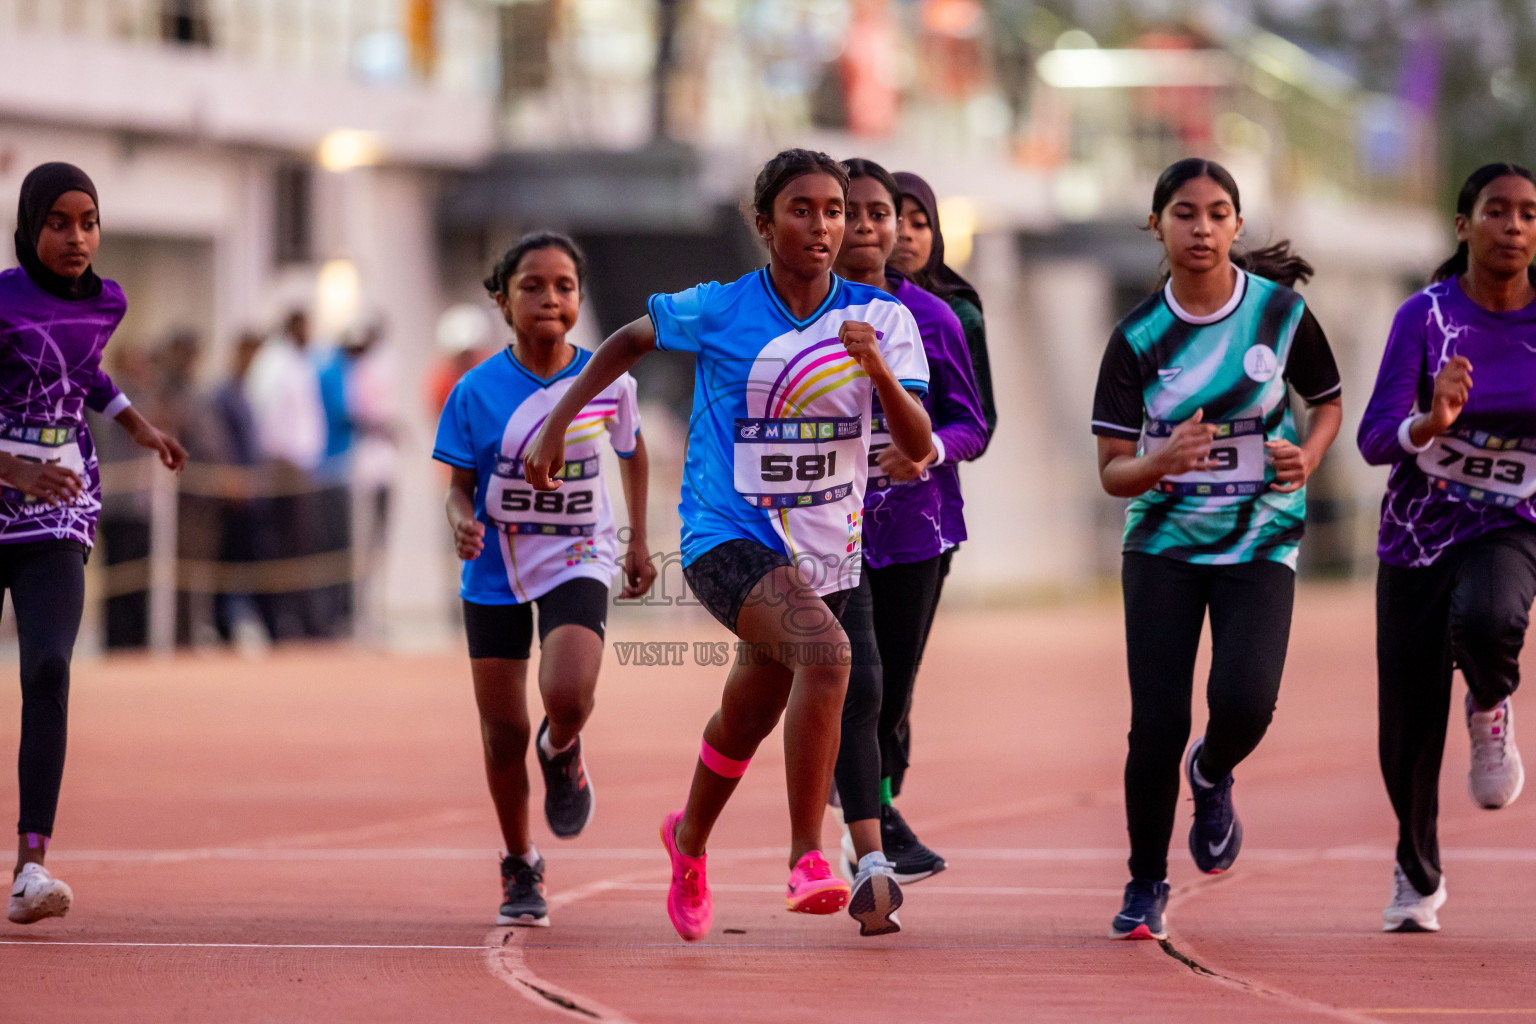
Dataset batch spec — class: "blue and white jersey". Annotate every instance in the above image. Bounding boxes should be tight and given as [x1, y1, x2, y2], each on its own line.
[649, 268, 928, 595]
[433, 346, 640, 605]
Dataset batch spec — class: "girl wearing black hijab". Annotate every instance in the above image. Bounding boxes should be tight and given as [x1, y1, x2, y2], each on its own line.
[1, 162, 185, 923]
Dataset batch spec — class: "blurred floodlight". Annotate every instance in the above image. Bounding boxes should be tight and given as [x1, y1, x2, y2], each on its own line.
[938, 196, 978, 266]
[436, 303, 494, 355]
[317, 259, 361, 338]
[318, 130, 384, 172]
[1037, 48, 1235, 89]
[1053, 29, 1098, 50]
[353, 31, 409, 84]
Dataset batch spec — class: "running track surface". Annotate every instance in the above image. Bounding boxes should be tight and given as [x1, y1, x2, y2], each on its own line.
[1, 584, 1533, 1022]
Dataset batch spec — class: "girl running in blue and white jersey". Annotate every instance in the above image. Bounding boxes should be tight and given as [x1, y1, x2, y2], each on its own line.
[434, 232, 654, 928]
[524, 149, 932, 942]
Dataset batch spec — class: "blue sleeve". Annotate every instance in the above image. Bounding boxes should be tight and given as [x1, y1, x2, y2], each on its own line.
[647, 282, 718, 354]
[432, 381, 476, 470]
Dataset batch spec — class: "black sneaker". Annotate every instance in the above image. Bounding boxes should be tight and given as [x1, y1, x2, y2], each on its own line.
[536, 717, 594, 838]
[498, 854, 550, 927]
[879, 804, 946, 883]
[1185, 736, 1242, 874]
[1110, 878, 1170, 940]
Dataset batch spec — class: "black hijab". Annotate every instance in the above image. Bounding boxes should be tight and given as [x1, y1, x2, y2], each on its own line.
[892, 170, 981, 312]
[14, 162, 103, 302]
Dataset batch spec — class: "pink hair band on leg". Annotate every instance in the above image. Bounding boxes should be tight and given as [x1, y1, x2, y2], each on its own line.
[700, 738, 751, 778]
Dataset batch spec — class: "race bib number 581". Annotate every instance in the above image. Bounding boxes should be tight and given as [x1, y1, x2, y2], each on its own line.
[734, 416, 862, 510]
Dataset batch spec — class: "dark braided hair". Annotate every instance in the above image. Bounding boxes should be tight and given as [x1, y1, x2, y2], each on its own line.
[1430, 162, 1536, 283]
[752, 149, 849, 218]
[483, 230, 587, 297]
[1150, 158, 1314, 288]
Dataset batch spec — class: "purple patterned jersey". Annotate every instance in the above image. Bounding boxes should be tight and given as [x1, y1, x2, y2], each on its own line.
[1358, 276, 1536, 567]
[0, 266, 126, 547]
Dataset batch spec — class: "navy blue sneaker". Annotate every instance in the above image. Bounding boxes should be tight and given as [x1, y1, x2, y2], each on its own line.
[1186, 736, 1243, 874]
[1110, 878, 1170, 939]
[536, 718, 594, 839]
[498, 854, 550, 927]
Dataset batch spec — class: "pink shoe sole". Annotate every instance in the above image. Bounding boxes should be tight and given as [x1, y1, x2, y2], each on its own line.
[786, 880, 850, 915]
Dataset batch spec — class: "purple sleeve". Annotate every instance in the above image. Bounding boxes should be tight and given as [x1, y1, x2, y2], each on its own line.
[1357, 298, 1430, 466]
[84, 367, 124, 415]
[928, 306, 989, 464]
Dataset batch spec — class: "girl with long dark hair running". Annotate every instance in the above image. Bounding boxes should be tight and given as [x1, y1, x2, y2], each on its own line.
[1359, 163, 1536, 932]
[2, 162, 186, 923]
[1091, 157, 1342, 939]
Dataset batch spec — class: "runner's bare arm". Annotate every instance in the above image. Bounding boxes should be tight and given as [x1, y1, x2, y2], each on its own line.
[525, 317, 656, 491]
[839, 321, 932, 462]
[114, 404, 187, 472]
[1407, 356, 1472, 448]
[1097, 409, 1217, 498]
[617, 433, 656, 599]
[445, 466, 485, 561]
[1267, 396, 1342, 494]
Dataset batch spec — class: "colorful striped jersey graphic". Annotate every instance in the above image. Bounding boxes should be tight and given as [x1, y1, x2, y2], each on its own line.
[1091, 269, 1341, 569]
[433, 346, 640, 604]
[650, 269, 927, 595]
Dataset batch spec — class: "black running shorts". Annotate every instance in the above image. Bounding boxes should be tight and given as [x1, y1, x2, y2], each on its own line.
[684, 538, 851, 635]
[463, 577, 610, 660]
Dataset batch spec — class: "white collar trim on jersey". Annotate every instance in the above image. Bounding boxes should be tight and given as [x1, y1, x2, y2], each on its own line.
[1164, 266, 1246, 325]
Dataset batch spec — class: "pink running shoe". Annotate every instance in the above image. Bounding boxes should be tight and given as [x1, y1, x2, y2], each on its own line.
[660, 810, 712, 941]
[786, 850, 851, 915]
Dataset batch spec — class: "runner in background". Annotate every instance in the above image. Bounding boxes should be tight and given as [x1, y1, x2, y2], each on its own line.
[877, 169, 995, 877]
[831, 158, 987, 917]
[1091, 157, 1342, 940]
[1358, 163, 1536, 933]
[522, 149, 931, 942]
[2, 162, 186, 923]
[434, 231, 654, 928]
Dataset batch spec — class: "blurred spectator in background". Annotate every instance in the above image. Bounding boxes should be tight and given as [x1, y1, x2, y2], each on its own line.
[245, 309, 342, 639]
[425, 303, 495, 416]
[206, 332, 279, 644]
[93, 344, 158, 649]
[319, 315, 398, 637]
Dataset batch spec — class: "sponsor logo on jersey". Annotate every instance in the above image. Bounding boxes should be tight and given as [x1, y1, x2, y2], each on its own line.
[1242, 345, 1279, 382]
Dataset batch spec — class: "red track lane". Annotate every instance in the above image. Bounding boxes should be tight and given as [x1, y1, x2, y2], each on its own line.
[0, 584, 1533, 1022]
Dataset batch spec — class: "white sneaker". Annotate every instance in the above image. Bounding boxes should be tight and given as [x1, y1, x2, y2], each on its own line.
[8, 863, 72, 924]
[1383, 864, 1446, 932]
[847, 852, 903, 937]
[1468, 694, 1525, 809]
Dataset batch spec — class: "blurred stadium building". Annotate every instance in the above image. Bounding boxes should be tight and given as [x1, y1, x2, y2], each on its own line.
[0, 1, 1452, 650]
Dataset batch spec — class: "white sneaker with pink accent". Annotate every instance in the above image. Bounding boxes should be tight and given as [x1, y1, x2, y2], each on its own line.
[1467, 694, 1524, 810]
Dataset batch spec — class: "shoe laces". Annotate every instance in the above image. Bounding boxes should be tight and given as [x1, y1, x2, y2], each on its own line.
[794, 851, 834, 882]
[502, 858, 543, 894]
[674, 864, 706, 908]
[1470, 703, 1510, 768]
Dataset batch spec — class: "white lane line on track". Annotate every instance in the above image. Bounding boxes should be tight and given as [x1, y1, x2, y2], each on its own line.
[483, 870, 654, 1024]
[0, 941, 487, 950]
[46, 846, 1536, 862]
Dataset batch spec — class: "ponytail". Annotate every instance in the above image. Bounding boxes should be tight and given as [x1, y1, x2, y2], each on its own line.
[1431, 162, 1536, 283]
[1235, 241, 1314, 288]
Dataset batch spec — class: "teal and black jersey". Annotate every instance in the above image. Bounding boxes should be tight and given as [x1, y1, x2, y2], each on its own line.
[1091, 269, 1341, 568]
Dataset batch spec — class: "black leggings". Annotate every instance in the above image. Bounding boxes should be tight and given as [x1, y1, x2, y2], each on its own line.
[1, 542, 86, 837]
[868, 555, 946, 798]
[1121, 552, 1294, 881]
[1376, 525, 1536, 896]
[833, 572, 883, 823]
